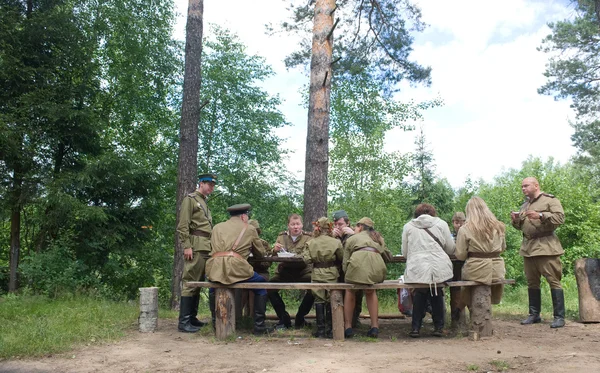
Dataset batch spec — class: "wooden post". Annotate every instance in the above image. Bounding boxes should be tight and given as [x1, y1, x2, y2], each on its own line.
[139, 287, 158, 333]
[575, 258, 600, 322]
[330, 289, 344, 341]
[470, 285, 493, 337]
[215, 288, 236, 339]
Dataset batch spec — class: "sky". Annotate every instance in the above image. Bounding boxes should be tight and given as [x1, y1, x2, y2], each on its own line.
[173, 0, 578, 189]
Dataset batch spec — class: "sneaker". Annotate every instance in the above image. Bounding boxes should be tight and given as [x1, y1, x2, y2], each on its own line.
[431, 328, 444, 337]
[366, 327, 379, 338]
[344, 328, 354, 339]
[408, 329, 420, 338]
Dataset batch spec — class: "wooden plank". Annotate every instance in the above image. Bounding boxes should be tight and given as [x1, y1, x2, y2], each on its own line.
[247, 255, 459, 263]
[330, 289, 344, 341]
[186, 279, 515, 290]
[215, 288, 235, 340]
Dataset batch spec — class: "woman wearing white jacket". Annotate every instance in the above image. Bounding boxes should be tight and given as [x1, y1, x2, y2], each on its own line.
[402, 203, 455, 338]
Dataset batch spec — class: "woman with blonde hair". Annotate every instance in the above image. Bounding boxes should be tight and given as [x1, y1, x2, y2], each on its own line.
[456, 196, 507, 309]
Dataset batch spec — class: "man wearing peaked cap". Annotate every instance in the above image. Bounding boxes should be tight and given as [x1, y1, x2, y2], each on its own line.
[205, 203, 273, 335]
[176, 173, 217, 333]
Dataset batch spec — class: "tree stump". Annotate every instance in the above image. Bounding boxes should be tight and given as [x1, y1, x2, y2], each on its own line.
[470, 285, 493, 337]
[215, 288, 236, 339]
[575, 258, 600, 322]
[330, 289, 344, 341]
[139, 287, 158, 333]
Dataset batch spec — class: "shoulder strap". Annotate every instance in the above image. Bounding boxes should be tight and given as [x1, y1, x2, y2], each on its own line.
[231, 223, 248, 252]
[423, 227, 443, 249]
[193, 195, 213, 228]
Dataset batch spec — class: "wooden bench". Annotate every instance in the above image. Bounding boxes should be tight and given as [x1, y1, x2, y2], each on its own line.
[186, 279, 515, 341]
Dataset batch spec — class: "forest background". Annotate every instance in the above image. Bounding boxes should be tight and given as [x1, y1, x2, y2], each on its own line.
[1, 0, 600, 310]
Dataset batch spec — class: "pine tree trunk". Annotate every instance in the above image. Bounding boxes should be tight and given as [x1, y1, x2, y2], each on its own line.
[171, 0, 204, 309]
[303, 0, 335, 228]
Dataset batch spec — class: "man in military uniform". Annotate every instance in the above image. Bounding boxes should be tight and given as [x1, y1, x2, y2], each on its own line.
[331, 210, 362, 328]
[511, 177, 566, 328]
[205, 204, 272, 335]
[176, 173, 217, 333]
[241, 219, 272, 317]
[268, 213, 313, 329]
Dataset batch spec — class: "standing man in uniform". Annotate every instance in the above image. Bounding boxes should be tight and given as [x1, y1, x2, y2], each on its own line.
[269, 213, 313, 329]
[205, 204, 272, 335]
[176, 173, 217, 333]
[331, 210, 362, 328]
[511, 177, 566, 328]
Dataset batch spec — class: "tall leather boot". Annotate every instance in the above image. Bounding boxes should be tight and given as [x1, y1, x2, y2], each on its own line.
[209, 291, 216, 331]
[268, 291, 291, 329]
[253, 293, 274, 335]
[521, 288, 542, 325]
[352, 290, 363, 328]
[178, 296, 201, 333]
[550, 288, 566, 328]
[313, 303, 326, 338]
[190, 294, 206, 328]
[325, 303, 333, 338]
[295, 291, 314, 328]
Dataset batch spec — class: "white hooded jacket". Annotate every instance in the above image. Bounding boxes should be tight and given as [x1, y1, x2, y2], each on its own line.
[402, 214, 455, 286]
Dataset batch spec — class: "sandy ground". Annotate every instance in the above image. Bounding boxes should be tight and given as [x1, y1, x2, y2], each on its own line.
[1, 316, 600, 373]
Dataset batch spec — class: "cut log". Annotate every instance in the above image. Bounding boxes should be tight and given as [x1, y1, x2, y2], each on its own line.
[139, 287, 158, 333]
[575, 258, 600, 323]
[215, 288, 236, 339]
[470, 285, 493, 337]
[330, 289, 344, 341]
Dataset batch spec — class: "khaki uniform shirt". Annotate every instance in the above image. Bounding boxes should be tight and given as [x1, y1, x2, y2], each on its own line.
[251, 238, 273, 275]
[206, 216, 265, 285]
[512, 193, 565, 257]
[343, 231, 392, 285]
[274, 231, 312, 277]
[302, 234, 343, 283]
[455, 226, 506, 285]
[176, 191, 212, 252]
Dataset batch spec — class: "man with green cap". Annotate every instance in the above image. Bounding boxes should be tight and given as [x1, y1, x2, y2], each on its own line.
[332, 210, 362, 329]
[205, 204, 273, 335]
[176, 173, 217, 333]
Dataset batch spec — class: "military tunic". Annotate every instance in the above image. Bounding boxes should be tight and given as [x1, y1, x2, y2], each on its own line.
[206, 216, 265, 285]
[512, 192, 565, 289]
[456, 226, 506, 305]
[271, 231, 313, 282]
[252, 238, 272, 280]
[177, 191, 212, 296]
[343, 231, 392, 285]
[302, 234, 343, 303]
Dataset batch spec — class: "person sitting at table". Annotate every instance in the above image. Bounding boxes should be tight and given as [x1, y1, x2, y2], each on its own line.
[455, 196, 506, 309]
[342, 217, 392, 339]
[402, 203, 455, 338]
[241, 219, 272, 317]
[302, 217, 343, 338]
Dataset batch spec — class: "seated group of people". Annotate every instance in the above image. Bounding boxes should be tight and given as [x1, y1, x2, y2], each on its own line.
[202, 196, 507, 339]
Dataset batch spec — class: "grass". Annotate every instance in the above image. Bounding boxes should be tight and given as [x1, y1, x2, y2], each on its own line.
[489, 359, 510, 371]
[466, 364, 479, 371]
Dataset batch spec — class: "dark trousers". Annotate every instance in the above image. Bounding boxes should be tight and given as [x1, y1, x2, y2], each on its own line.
[209, 272, 267, 296]
[412, 288, 445, 331]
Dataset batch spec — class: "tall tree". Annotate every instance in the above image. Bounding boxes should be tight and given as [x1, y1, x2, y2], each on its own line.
[172, 0, 205, 309]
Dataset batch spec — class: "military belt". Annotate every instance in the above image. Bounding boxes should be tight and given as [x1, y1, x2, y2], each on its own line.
[212, 251, 244, 260]
[313, 261, 340, 269]
[524, 231, 555, 240]
[468, 251, 501, 259]
[358, 247, 378, 253]
[191, 230, 210, 238]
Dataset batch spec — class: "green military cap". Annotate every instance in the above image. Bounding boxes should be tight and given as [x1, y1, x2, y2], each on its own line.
[227, 203, 251, 216]
[332, 210, 348, 221]
[357, 217, 374, 228]
[199, 173, 218, 183]
[313, 216, 332, 229]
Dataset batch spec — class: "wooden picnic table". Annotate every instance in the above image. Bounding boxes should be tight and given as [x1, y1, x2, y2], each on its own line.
[247, 255, 459, 263]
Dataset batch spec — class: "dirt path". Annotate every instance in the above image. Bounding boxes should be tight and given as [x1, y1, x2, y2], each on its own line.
[2, 317, 600, 373]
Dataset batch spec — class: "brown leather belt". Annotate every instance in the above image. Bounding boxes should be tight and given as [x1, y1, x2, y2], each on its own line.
[524, 231, 555, 240]
[358, 247, 378, 253]
[313, 261, 340, 269]
[191, 230, 210, 238]
[212, 251, 244, 260]
[468, 252, 501, 259]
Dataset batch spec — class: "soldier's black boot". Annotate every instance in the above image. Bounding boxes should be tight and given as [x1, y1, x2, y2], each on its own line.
[209, 291, 216, 331]
[550, 288, 566, 328]
[253, 294, 274, 335]
[325, 303, 333, 338]
[521, 288, 542, 325]
[352, 290, 363, 328]
[313, 303, 326, 338]
[295, 291, 314, 328]
[268, 291, 292, 329]
[178, 296, 201, 333]
[190, 294, 206, 328]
